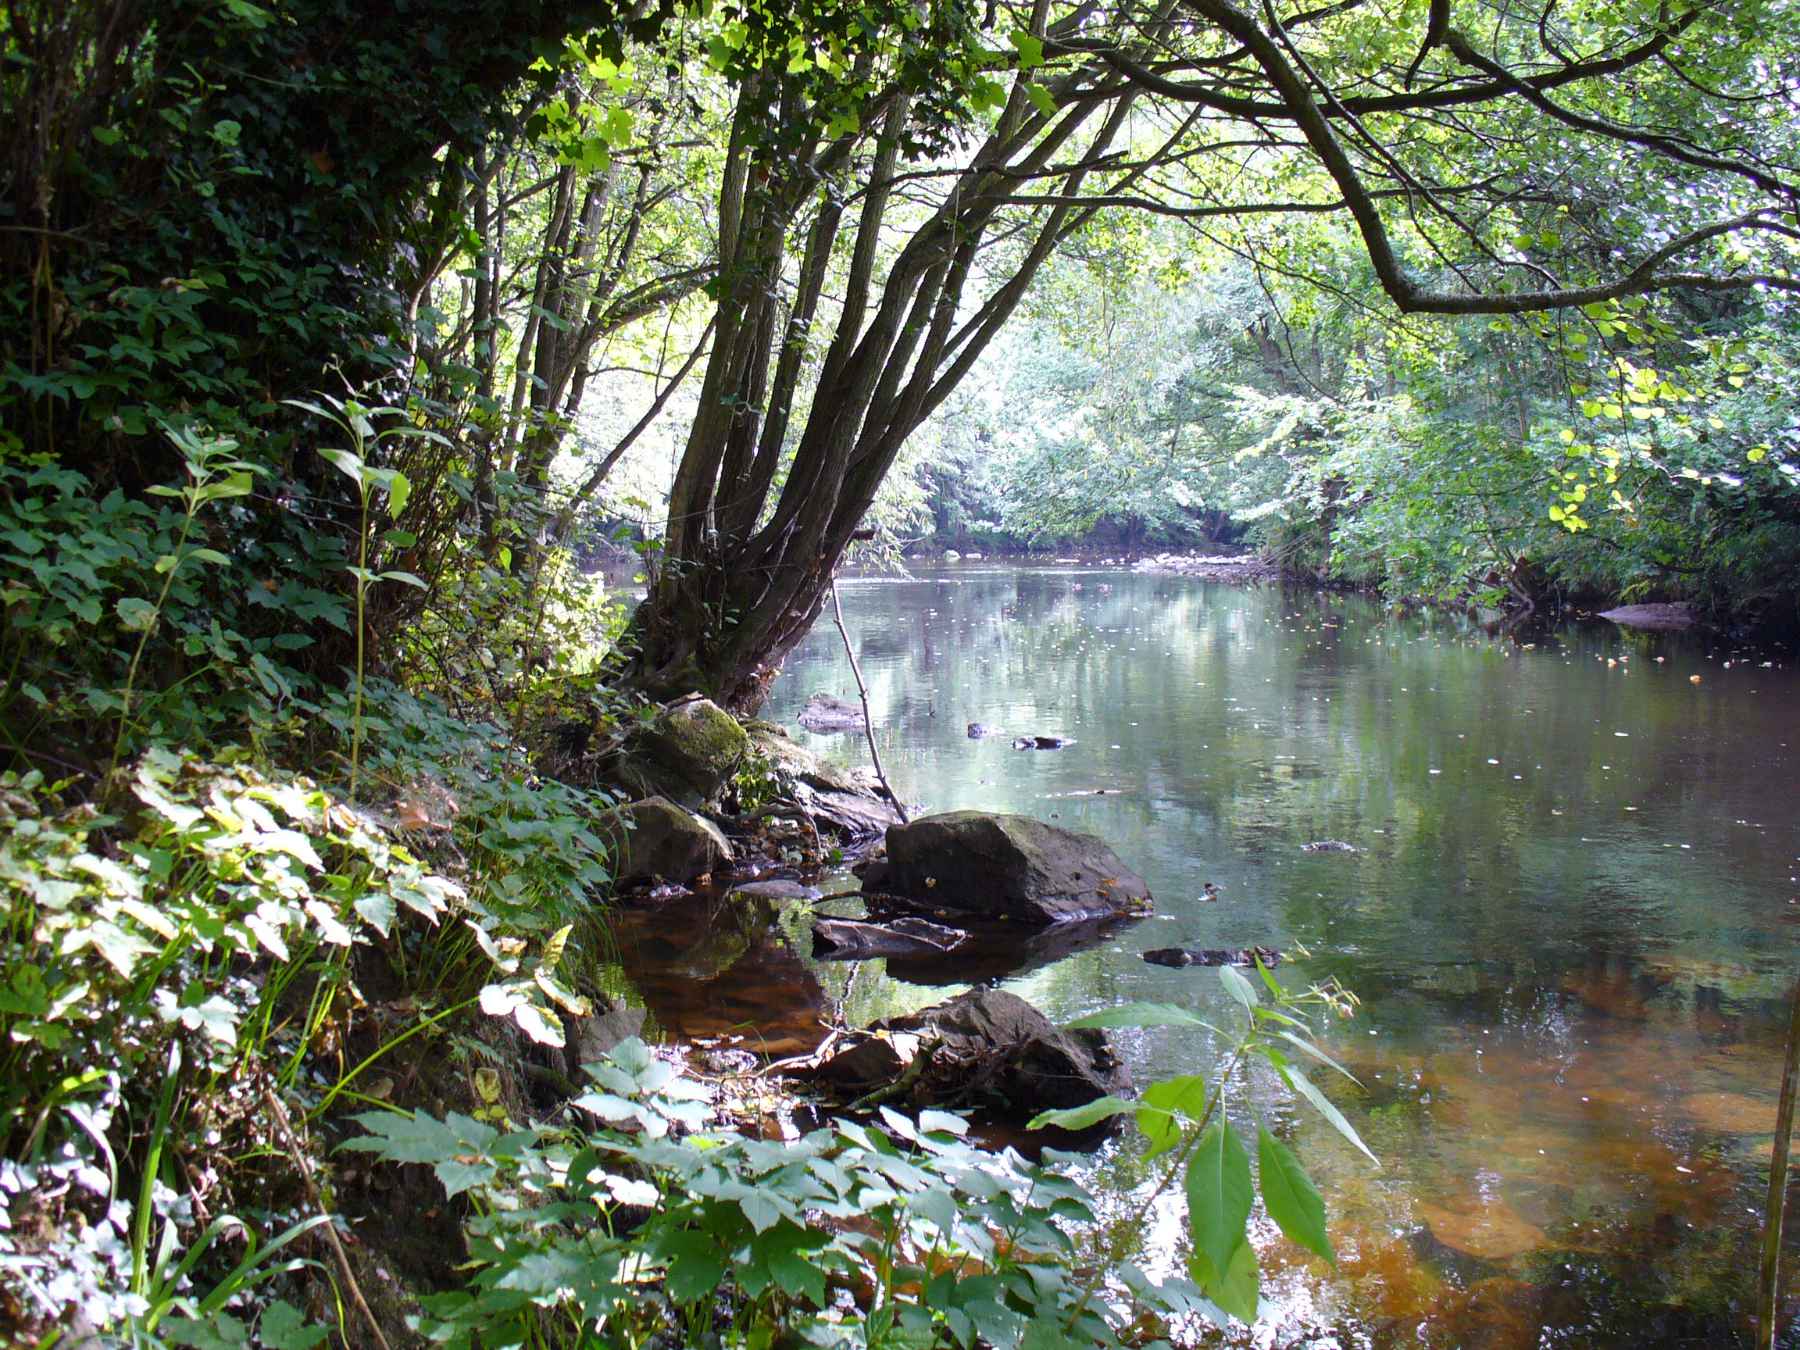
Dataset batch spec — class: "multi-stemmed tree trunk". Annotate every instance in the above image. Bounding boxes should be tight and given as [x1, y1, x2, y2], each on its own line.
[626, 7, 1168, 707]
[621, 0, 1798, 712]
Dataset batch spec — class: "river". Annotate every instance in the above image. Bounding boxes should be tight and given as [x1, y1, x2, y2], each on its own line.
[619, 564, 1800, 1346]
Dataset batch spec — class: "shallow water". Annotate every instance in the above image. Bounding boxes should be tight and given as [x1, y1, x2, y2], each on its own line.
[615, 565, 1800, 1346]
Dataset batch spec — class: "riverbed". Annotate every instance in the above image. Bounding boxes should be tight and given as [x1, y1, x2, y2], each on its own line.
[612, 564, 1800, 1346]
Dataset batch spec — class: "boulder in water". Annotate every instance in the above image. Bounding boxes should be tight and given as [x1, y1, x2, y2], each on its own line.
[811, 988, 1128, 1119]
[867, 810, 1152, 925]
[600, 796, 733, 884]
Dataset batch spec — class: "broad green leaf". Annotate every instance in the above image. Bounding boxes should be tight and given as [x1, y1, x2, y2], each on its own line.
[385, 469, 411, 517]
[655, 1229, 727, 1304]
[1025, 82, 1058, 118]
[1185, 1120, 1252, 1279]
[377, 570, 427, 589]
[319, 448, 365, 484]
[1067, 1002, 1207, 1029]
[1187, 1237, 1259, 1323]
[1257, 1126, 1333, 1264]
[918, 1108, 969, 1136]
[1284, 1067, 1378, 1164]
[1136, 1074, 1208, 1157]
[1027, 1095, 1136, 1131]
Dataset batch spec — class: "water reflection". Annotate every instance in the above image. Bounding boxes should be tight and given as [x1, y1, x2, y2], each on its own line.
[616, 567, 1800, 1345]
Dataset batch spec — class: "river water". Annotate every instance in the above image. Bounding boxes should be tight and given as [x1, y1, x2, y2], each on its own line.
[622, 564, 1800, 1346]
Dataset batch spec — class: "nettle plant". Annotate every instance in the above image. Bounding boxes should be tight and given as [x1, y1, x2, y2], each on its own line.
[1031, 964, 1372, 1326]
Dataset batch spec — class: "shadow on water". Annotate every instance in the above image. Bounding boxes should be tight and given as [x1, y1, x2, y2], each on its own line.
[605, 565, 1800, 1346]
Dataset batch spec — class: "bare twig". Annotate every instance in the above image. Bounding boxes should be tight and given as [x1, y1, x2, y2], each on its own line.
[261, 1085, 394, 1350]
[829, 578, 908, 824]
[1759, 977, 1800, 1349]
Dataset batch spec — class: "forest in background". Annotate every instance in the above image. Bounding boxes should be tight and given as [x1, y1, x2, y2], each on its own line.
[3, 0, 1798, 1344]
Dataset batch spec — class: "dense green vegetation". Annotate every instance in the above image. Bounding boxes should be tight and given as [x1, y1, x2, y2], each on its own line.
[2, 0, 1797, 1343]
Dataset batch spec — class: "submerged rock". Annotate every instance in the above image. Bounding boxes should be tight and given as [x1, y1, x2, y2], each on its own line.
[811, 988, 1127, 1118]
[615, 697, 749, 808]
[1597, 601, 1697, 632]
[866, 810, 1152, 925]
[729, 878, 823, 902]
[600, 795, 733, 884]
[811, 916, 968, 959]
[1301, 839, 1358, 854]
[797, 692, 866, 733]
[1143, 946, 1281, 969]
[1012, 734, 1074, 750]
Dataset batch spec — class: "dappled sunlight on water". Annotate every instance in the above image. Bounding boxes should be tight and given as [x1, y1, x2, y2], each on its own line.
[613, 566, 1800, 1345]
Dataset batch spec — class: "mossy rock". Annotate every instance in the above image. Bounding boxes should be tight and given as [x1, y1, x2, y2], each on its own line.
[618, 696, 749, 807]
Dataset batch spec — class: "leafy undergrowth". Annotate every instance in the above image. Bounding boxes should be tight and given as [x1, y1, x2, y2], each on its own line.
[0, 737, 615, 1345]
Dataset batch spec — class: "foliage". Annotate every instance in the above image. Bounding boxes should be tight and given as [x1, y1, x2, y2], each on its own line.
[345, 1036, 1221, 1348]
[1031, 963, 1368, 1325]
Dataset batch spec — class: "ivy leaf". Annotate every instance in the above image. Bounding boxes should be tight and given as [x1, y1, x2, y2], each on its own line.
[1257, 1126, 1333, 1264]
[258, 1300, 328, 1349]
[1185, 1120, 1252, 1279]
[116, 597, 158, 631]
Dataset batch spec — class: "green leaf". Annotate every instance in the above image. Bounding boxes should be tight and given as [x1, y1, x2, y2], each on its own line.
[1283, 1067, 1377, 1164]
[116, 597, 158, 631]
[655, 1229, 727, 1304]
[1067, 1002, 1207, 1029]
[187, 547, 231, 567]
[259, 1300, 329, 1349]
[1026, 1095, 1136, 1131]
[1257, 1126, 1333, 1264]
[1186, 1120, 1253, 1280]
[1136, 1074, 1208, 1157]
[1010, 30, 1045, 69]
[1219, 965, 1258, 1010]
[1025, 82, 1058, 118]
[319, 447, 365, 484]
[377, 570, 427, 590]
[385, 470, 411, 517]
[1187, 1237, 1259, 1323]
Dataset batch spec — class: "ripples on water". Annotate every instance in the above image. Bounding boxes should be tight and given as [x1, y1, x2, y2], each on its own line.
[610, 565, 1800, 1347]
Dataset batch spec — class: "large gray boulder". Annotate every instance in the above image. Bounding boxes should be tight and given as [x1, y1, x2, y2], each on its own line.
[600, 796, 733, 885]
[617, 697, 748, 807]
[869, 810, 1152, 925]
[812, 988, 1128, 1118]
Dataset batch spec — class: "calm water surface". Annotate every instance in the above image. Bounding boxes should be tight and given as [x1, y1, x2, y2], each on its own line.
[621, 565, 1800, 1346]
